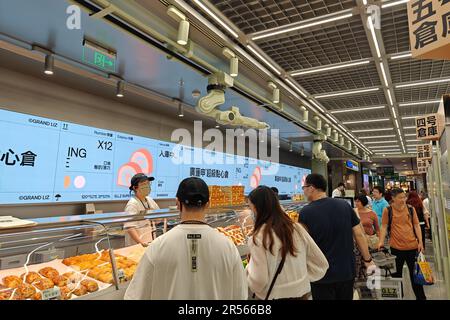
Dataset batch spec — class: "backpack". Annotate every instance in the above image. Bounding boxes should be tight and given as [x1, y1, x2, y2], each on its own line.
[387, 205, 417, 239]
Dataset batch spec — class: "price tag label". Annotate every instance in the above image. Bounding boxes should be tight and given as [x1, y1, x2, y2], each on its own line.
[42, 287, 61, 300]
[118, 269, 126, 283]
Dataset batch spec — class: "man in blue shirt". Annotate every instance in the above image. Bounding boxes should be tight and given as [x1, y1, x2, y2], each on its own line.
[372, 186, 389, 226]
[300, 173, 374, 300]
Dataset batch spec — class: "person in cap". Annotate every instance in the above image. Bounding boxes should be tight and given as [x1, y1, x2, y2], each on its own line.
[124, 173, 160, 247]
[125, 177, 247, 300]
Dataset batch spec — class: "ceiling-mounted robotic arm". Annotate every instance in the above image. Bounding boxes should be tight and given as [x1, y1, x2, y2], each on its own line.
[196, 72, 269, 129]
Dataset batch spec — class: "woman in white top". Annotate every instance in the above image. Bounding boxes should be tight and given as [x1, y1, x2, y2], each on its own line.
[124, 173, 160, 247]
[246, 186, 329, 300]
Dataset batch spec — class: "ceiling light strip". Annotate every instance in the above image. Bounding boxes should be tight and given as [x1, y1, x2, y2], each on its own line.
[285, 79, 308, 98]
[343, 118, 389, 125]
[191, 0, 239, 38]
[382, 0, 410, 9]
[246, 45, 281, 75]
[367, 16, 381, 58]
[360, 135, 397, 139]
[395, 78, 450, 88]
[399, 100, 441, 106]
[291, 60, 370, 76]
[315, 87, 379, 99]
[330, 105, 385, 113]
[365, 140, 402, 145]
[251, 12, 353, 41]
[380, 62, 389, 87]
[390, 52, 412, 60]
[352, 127, 394, 133]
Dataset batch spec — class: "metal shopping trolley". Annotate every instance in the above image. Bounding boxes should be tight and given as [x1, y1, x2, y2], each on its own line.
[355, 248, 403, 300]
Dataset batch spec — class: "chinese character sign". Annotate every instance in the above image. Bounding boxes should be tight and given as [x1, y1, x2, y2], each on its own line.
[415, 113, 445, 140]
[416, 144, 432, 159]
[408, 0, 450, 59]
[417, 158, 432, 173]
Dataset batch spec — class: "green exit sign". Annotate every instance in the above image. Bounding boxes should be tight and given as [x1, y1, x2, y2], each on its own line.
[82, 39, 116, 73]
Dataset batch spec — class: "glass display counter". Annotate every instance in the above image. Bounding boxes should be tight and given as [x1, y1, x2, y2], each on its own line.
[0, 200, 307, 300]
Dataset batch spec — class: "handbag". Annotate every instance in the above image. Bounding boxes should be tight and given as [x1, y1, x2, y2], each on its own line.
[413, 252, 434, 286]
[264, 254, 287, 300]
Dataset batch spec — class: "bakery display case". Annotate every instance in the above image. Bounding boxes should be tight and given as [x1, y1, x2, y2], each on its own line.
[0, 200, 307, 300]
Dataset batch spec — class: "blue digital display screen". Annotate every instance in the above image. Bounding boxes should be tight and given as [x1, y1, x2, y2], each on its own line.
[346, 160, 359, 172]
[0, 109, 311, 204]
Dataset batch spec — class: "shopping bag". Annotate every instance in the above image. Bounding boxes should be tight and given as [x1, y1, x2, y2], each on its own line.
[413, 253, 434, 285]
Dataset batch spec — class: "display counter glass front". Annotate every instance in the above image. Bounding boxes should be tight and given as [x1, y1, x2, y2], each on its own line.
[0, 200, 307, 300]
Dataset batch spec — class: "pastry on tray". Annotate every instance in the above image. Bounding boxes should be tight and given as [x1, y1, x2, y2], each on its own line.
[31, 291, 42, 300]
[62, 272, 83, 284]
[33, 278, 54, 291]
[39, 267, 59, 279]
[20, 272, 42, 285]
[52, 275, 69, 287]
[0, 286, 13, 300]
[81, 279, 99, 293]
[17, 283, 36, 299]
[216, 225, 247, 246]
[70, 283, 88, 297]
[59, 286, 73, 300]
[2, 275, 23, 289]
[96, 272, 113, 284]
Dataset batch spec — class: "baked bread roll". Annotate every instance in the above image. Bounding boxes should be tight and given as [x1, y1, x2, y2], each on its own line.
[52, 275, 69, 287]
[97, 272, 113, 284]
[17, 283, 36, 299]
[2, 275, 23, 289]
[39, 267, 59, 279]
[81, 279, 99, 293]
[33, 278, 54, 291]
[59, 286, 72, 300]
[63, 272, 83, 284]
[32, 291, 42, 300]
[20, 272, 41, 284]
[0, 286, 13, 300]
[71, 284, 88, 296]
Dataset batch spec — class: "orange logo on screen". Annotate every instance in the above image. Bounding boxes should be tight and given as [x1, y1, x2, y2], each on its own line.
[250, 166, 262, 189]
[117, 149, 153, 187]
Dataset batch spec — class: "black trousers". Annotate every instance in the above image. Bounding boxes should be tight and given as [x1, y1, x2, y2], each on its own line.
[420, 224, 426, 248]
[390, 247, 427, 300]
[311, 280, 354, 300]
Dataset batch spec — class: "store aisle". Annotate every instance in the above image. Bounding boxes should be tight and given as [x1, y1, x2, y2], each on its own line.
[402, 239, 448, 300]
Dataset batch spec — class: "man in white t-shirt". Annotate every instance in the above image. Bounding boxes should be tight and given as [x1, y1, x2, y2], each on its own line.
[124, 173, 160, 247]
[332, 183, 346, 198]
[124, 177, 247, 300]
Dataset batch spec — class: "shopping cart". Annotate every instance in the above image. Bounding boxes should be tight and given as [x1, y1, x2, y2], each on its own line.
[355, 248, 403, 300]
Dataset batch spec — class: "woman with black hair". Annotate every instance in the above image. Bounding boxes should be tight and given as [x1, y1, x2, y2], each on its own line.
[246, 186, 328, 300]
[354, 194, 380, 250]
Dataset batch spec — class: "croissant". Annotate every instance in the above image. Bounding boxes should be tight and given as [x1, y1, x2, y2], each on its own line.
[52, 275, 69, 287]
[17, 283, 36, 299]
[0, 286, 13, 300]
[71, 284, 88, 296]
[59, 286, 72, 300]
[33, 278, 54, 291]
[2, 275, 23, 289]
[20, 272, 41, 285]
[81, 279, 99, 293]
[39, 267, 59, 279]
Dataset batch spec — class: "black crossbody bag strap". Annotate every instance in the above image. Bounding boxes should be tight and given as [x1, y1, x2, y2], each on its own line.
[265, 254, 286, 300]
